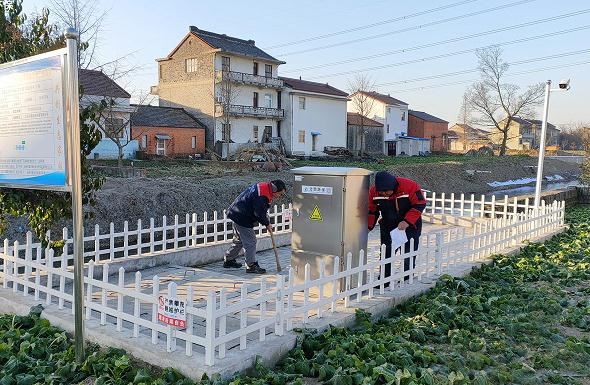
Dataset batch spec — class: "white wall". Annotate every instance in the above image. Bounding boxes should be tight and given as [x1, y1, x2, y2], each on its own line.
[287, 91, 347, 156]
[215, 118, 276, 144]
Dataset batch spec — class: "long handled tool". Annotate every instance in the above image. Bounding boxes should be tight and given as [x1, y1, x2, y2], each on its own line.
[268, 229, 282, 273]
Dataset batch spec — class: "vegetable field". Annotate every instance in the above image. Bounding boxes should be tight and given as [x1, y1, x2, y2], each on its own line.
[2, 206, 590, 385]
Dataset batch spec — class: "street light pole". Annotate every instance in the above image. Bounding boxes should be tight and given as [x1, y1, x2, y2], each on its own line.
[534, 80, 552, 209]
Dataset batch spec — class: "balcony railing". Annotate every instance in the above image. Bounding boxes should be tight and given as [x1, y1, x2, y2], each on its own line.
[215, 104, 285, 119]
[215, 70, 284, 89]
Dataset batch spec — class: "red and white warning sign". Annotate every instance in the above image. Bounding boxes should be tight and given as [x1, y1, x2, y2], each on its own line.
[283, 209, 292, 222]
[157, 295, 186, 328]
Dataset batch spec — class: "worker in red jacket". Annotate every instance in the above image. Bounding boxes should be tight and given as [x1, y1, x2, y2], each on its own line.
[368, 171, 427, 284]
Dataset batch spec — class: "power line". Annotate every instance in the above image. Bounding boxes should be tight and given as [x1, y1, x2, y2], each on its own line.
[373, 49, 590, 88]
[383, 58, 590, 93]
[302, 26, 590, 80]
[263, 0, 480, 50]
[277, 0, 538, 56]
[283, 10, 590, 74]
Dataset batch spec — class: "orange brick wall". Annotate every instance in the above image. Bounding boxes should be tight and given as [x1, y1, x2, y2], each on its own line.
[133, 126, 206, 156]
[408, 116, 448, 152]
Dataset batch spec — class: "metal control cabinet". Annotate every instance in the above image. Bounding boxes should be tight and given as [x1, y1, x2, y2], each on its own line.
[290, 167, 372, 293]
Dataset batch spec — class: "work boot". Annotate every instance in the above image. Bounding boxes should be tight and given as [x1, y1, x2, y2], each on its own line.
[246, 262, 266, 274]
[223, 260, 242, 268]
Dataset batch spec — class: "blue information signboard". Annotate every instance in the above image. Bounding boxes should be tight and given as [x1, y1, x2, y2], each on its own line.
[0, 50, 69, 191]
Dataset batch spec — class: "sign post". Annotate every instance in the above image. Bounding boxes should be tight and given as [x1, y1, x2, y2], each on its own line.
[0, 28, 85, 362]
[65, 28, 85, 363]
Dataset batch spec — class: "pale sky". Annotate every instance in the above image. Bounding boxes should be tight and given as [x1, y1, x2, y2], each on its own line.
[23, 0, 590, 128]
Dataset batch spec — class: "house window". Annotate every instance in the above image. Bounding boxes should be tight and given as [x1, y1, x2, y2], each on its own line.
[401, 111, 406, 121]
[386, 124, 390, 134]
[185, 58, 198, 73]
[191, 136, 196, 149]
[263, 126, 272, 142]
[222, 123, 230, 141]
[312, 133, 319, 151]
[253, 92, 259, 108]
[298, 130, 305, 143]
[253, 126, 259, 142]
[156, 139, 166, 156]
[265, 64, 272, 78]
[264, 93, 272, 108]
[141, 135, 147, 149]
[299, 97, 306, 110]
[253, 62, 258, 75]
[222, 56, 230, 72]
[104, 118, 125, 138]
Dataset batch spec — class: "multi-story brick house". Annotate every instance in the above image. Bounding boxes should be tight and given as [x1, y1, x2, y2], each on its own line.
[407, 110, 449, 153]
[447, 123, 492, 153]
[152, 26, 285, 155]
[347, 91, 409, 156]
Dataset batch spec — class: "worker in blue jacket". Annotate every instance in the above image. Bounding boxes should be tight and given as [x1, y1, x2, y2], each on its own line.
[224, 180, 287, 274]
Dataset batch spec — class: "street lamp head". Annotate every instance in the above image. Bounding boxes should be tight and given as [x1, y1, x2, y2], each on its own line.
[558, 79, 571, 90]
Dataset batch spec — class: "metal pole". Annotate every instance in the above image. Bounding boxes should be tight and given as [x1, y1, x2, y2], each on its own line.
[65, 28, 85, 363]
[534, 80, 551, 209]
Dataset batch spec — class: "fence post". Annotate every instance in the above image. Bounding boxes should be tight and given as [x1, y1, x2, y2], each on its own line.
[100, 264, 109, 325]
[117, 267, 125, 331]
[205, 290, 216, 366]
[85, 261, 94, 320]
[479, 195, 485, 217]
[24, 232, 32, 296]
[441, 192, 446, 216]
[503, 195, 509, 219]
[223, 210, 228, 242]
[331, 256, 340, 312]
[356, 250, 364, 302]
[185, 214, 190, 248]
[303, 264, 310, 322]
[459, 193, 465, 217]
[318, 260, 325, 317]
[287, 268, 294, 330]
[344, 253, 352, 308]
[240, 284, 247, 349]
[137, 219, 143, 256]
[34, 247, 42, 300]
[109, 223, 115, 261]
[260, 277, 267, 341]
[219, 288, 227, 358]
[162, 216, 167, 252]
[133, 271, 141, 338]
[185, 286, 194, 357]
[150, 218, 155, 254]
[470, 194, 475, 217]
[435, 233, 443, 276]
[191, 213, 198, 247]
[491, 195, 496, 218]
[165, 282, 177, 352]
[58, 247, 66, 309]
[151, 275, 160, 344]
[275, 275, 285, 336]
[212, 211, 218, 243]
[174, 215, 179, 250]
[94, 224, 100, 263]
[203, 212, 209, 245]
[450, 193, 455, 216]
[2, 239, 9, 289]
[46, 249, 54, 305]
[431, 192, 437, 215]
[123, 221, 129, 259]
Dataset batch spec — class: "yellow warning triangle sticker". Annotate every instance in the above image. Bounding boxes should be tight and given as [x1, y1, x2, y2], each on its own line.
[309, 205, 323, 221]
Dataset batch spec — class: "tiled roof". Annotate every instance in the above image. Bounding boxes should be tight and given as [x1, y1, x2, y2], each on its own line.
[131, 105, 205, 129]
[190, 26, 284, 63]
[511, 117, 557, 130]
[79, 69, 130, 98]
[354, 91, 408, 106]
[408, 110, 448, 124]
[347, 113, 383, 127]
[281, 77, 348, 97]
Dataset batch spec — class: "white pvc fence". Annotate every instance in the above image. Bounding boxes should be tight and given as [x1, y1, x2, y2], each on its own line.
[0, 192, 541, 260]
[0, 204, 293, 265]
[0, 199, 565, 366]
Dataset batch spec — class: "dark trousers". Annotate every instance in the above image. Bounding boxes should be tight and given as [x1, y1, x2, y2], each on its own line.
[380, 225, 420, 281]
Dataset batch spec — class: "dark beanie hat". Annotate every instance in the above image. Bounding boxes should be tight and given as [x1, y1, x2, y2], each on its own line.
[375, 171, 398, 191]
[271, 179, 287, 192]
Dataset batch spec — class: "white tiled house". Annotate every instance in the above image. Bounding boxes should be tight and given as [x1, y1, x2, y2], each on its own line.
[347, 91, 409, 156]
[280, 77, 349, 157]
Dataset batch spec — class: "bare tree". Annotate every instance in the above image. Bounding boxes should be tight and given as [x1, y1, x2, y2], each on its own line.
[215, 70, 240, 160]
[49, 0, 109, 68]
[457, 93, 472, 152]
[464, 47, 544, 155]
[347, 74, 376, 157]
